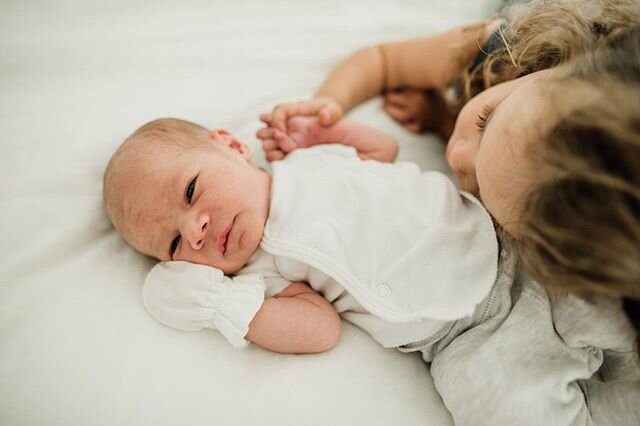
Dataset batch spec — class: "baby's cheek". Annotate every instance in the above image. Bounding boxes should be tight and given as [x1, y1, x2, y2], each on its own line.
[178, 248, 213, 268]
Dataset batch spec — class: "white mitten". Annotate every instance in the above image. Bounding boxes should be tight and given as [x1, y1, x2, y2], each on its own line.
[142, 261, 266, 348]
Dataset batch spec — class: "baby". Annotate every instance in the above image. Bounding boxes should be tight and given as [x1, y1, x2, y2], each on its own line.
[104, 116, 639, 425]
[104, 116, 497, 352]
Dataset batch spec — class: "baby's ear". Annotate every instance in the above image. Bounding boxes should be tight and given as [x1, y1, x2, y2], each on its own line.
[228, 138, 252, 162]
[210, 129, 253, 162]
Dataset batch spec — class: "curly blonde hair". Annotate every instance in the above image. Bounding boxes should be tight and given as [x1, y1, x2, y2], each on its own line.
[455, 1, 640, 336]
[519, 27, 640, 300]
[459, 0, 640, 103]
[457, 1, 640, 285]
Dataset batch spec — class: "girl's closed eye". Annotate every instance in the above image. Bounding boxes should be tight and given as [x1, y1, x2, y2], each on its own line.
[475, 103, 496, 132]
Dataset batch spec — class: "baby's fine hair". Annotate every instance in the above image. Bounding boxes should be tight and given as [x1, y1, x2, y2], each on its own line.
[120, 117, 212, 151]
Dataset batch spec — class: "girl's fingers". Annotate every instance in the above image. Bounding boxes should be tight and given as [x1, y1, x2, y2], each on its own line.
[291, 100, 323, 116]
[319, 109, 333, 126]
[319, 104, 342, 126]
[385, 90, 410, 107]
[384, 103, 413, 122]
[270, 105, 293, 132]
[266, 149, 285, 162]
[404, 121, 422, 134]
[271, 100, 327, 131]
[256, 127, 277, 140]
[259, 113, 273, 124]
[271, 102, 313, 131]
[275, 132, 298, 153]
[261, 138, 279, 151]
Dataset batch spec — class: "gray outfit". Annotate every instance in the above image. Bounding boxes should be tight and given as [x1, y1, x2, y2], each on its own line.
[399, 248, 640, 426]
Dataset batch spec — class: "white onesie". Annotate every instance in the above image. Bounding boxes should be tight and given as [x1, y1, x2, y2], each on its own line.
[143, 144, 640, 425]
[237, 144, 498, 348]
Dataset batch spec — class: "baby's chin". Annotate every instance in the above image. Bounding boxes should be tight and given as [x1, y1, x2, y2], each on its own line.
[218, 257, 252, 275]
[218, 237, 263, 275]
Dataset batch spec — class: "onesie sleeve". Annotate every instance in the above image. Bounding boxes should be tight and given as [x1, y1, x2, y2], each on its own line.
[305, 144, 358, 159]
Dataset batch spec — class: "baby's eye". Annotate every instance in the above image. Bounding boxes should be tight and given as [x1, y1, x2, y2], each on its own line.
[186, 176, 197, 204]
[170, 235, 181, 257]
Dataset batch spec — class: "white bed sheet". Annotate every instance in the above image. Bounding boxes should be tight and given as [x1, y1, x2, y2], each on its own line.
[0, 1, 500, 425]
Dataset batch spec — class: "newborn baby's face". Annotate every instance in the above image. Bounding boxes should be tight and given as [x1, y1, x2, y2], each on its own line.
[122, 130, 271, 274]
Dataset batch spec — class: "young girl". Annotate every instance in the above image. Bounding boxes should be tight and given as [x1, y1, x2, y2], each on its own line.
[258, 0, 640, 332]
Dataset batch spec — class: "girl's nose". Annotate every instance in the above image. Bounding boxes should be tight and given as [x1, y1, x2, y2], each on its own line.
[185, 213, 210, 250]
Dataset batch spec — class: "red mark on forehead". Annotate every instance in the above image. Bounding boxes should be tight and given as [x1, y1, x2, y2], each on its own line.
[152, 213, 172, 230]
[139, 212, 174, 259]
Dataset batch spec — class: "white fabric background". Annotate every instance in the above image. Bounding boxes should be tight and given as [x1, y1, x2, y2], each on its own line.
[1, 1, 499, 425]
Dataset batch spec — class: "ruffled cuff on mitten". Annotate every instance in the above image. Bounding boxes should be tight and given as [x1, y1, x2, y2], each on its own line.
[209, 273, 266, 348]
[143, 262, 266, 347]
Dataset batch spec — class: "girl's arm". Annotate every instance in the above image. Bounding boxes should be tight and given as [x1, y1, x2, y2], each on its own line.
[247, 282, 342, 354]
[268, 20, 500, 132]
[317, 25, 483, 110]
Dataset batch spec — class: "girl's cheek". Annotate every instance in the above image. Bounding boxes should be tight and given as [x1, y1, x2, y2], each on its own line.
[447, 109, 475, 157]
[449, 139, 482, 193]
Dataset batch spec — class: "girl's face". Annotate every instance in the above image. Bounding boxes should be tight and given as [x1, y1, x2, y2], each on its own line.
[446, 70, 550, 234]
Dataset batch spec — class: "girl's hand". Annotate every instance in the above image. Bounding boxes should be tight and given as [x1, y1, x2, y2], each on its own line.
[384, 88, 429, 133]
[383, 87, 453, 138]
[257, 115, 322, 162]
[265, 96, 343, 133]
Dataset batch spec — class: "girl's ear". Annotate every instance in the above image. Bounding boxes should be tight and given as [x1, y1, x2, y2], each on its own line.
[210, 129, 253, 162]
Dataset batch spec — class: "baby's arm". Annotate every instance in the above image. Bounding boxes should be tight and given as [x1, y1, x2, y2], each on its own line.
[247, 282, 341, 354]
[258, 115, 398, 163]
[143, 261, 341, 354]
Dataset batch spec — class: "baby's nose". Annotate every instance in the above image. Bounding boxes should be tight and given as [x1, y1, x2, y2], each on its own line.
[187, 214, 210, 250]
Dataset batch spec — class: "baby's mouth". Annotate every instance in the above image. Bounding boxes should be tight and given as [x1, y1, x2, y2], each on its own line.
[216, 223, 232, 255]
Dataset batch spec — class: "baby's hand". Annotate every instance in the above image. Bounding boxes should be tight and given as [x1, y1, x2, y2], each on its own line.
[265, 96, 343, 133]
[143, 261, 266, 348]
[256, 115, 322, 162]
